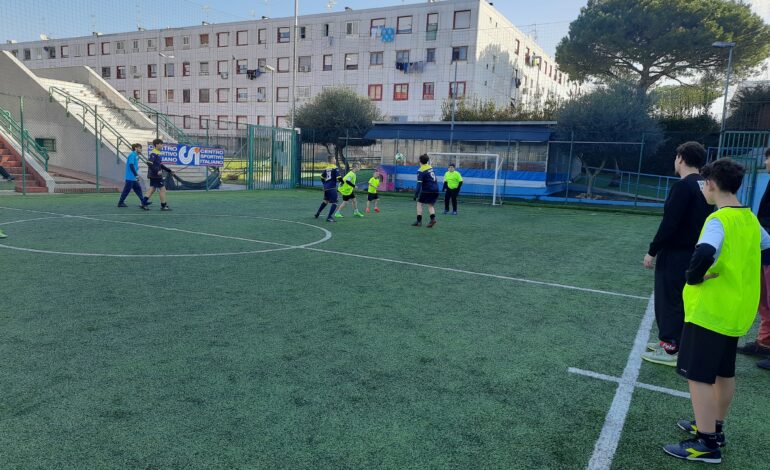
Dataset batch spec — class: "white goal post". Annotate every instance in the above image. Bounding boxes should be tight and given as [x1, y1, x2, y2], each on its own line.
[427, 152, 503, 206]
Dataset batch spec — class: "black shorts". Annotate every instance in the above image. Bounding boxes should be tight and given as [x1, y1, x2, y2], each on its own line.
[149, 178, 164, 189]
[367, 193, 379, 201]
[676, 322, 738, 384]
[418, 192, 438, 204]
[323, 189, 338, 203]
[342, 193, 356, 201]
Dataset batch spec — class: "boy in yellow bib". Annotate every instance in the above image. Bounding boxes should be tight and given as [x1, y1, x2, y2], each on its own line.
[365, 172, 382, 213]
[335, 163, 364, 218]
[663, 159, 770, 464]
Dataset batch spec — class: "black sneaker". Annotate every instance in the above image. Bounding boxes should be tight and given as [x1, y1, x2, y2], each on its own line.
[161, 205, 172, 211]
[411, 221, 422, 227]
[140, 205, 150, 211]
[737, 341, 770, 357]
[663, 437, 721, 463]
[677, 420, 726, 447]
[117, 203, 128, 207]
[314, 213, 320, 219]
[427, 220, 437, 228]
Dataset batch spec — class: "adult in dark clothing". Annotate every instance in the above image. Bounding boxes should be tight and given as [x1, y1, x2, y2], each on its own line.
[738, 147, 770, 371]
[141, 138, 173, 211]
[642, 141, 713, 367]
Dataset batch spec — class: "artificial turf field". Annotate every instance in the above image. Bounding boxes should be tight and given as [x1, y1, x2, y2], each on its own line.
[1, 190, 768, 469]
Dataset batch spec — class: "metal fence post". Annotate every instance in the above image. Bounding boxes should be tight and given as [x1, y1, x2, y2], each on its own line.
[565, 131, 575, 202]
[247, 124, 254, 190]
[633, 133, 646, 207]
[19, 96, 26, 195]
[155, 112, 160, 139]
[95, 105, 100, 192]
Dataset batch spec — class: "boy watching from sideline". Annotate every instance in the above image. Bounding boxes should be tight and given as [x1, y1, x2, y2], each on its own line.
[315, 155, 339, 222]
[335, 163, 364, 218]
[737, 147, 770, 370]
[365, 172, 382, 214]
[443, 164, 463, 215]
[118, 143, 146, 208]
[642, 142, 712, 367]
[141, 138, 173, 211]
[664, 158, 770, 463]
[413, 154, 439, 228]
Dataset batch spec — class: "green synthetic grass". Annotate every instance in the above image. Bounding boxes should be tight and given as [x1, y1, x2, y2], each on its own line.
[1, 191, 768, 469]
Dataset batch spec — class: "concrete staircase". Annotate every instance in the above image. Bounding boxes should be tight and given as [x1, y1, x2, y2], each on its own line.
[0, 138, 48, 193]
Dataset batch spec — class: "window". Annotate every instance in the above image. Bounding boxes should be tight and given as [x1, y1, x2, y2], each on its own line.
[199, 88, 210, 103]
[60, 45, 69, 58]
[323, 55, 332, 71]
[452, 46, 468, 62]
[46, 47, 56, 59]
[34, 138, 56, 153]
[236, 115, 247, 130]
[199, 33, 209, 47]
[217, 60, 228, 77]
[423, 82, 435, 100]
[345, 21, 359, 36]
[147, 64, 157, 78]
[256, 87, 266, 102]
[257, 58, 267, 71]
[345, 53, 358, 70]
[199, 115, 209, 129]
[199, 61, 209, 76]
[277, 57, 289, 72]
[258, 29, 266, 44]
[87, 43, 95, 56]
[182, 61, 190, 76]
[183, 89, 191, 103]
[257, 116, 267, 126]
[426, 48, 436, 63]
[23, 48, 31, 60]
[101, 67, 111, 78]
[182, 36, 190, 48]
[370, 51, 383, 66]
[396, 50, 410, 63]
[299, 26, 307, 40]
[515, 39, 520, 55]
[397, 16, 413, 34]
[101, 42, 110, 55]
[164, 63, 175, 77]
[183, 115, 192, 129]
[298, 56, 311, 72]
[368, 84, 382, 101]
[370, 18, 385, 37]
[147, 38, 156, 51]
[297, 86, 311, 101]
[166, 90, 174, 102]
[277, 27, 290, 43]
[164, 36, 174, 49]
[323, 24, 332, 37]
[276, 116, 287, 127]
[449, 81, 466, 98]
[394, 84, 409, 100]
[35, 48, 43, 60]
[148, 90, 157, 103]
[426, 13, 438, 40]
[72, 44, 82, 57]
[217, 116, 228, 130]
[454, 10, 472, 29]
[277, 87, 289, 102]
[217, 88, 229, 103]
[132, 90, 140, 100]
[237, 88, 248, 102]
[236, 30, 248, 46]
[237, 59, 247, 74]
[130, 39, 139, 52]
[115, 41, 125, 53]
[217, 32, 229, 47]
[116, 66, 126, 79]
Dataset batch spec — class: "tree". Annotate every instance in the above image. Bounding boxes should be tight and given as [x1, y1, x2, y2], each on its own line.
[556, 82, 662, 197]
[294, 87, 383, 169]
[726, 84, 770, 131]
[651, 80, 722, 119]
[555, 0, 770, 93]
[440, 97, 561, 122]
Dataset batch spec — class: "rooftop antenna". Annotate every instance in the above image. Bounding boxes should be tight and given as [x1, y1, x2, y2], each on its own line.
[202, 4, 210, 23]
[250, 9, 256, 19]
[326, 0, 336, 11]
[136, 2, 143, 31]
[90, 14, 97, 36]
[264, 0, 271, 17]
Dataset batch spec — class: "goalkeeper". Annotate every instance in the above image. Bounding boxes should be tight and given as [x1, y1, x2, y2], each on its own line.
[442, 164, 463, 215]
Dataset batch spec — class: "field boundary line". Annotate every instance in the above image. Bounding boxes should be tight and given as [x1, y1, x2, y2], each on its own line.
[567, 367, 690, 399]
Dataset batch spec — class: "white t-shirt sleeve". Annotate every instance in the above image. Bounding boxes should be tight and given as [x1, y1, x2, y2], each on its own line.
[761, 226, 770, 251]
[698, 218, 725, 261]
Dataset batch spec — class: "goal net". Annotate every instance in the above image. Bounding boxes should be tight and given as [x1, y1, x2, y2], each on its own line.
[425, 152, 504, 206]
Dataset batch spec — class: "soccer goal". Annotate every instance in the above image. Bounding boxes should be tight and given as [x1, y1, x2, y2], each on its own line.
[427, 152, 503, 206]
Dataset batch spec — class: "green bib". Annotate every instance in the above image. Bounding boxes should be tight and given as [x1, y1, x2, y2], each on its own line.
[683, 208, 761, 336]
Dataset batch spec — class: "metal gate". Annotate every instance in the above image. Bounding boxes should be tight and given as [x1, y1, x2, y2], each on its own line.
[716, 131, 770, 206]
[247, 125, 298, 189]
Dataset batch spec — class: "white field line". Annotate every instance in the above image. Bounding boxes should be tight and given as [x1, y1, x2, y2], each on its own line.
[0, 206, 649, 300]
[585, 294, 656, 470]
[567, 367, 690, 399]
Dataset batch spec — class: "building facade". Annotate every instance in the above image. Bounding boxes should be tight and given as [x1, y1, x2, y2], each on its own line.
[1, 0, 577, 129]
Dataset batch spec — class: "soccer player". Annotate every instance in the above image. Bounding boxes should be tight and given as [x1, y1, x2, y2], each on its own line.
[642, 142, 712, 367]
[412, 154, 439, 228]
[334, 163, 364, 218]
[663, 158, 770, 464]
[315, 155, 339, 222]
[141, 138, 173, 211]
[442, 164, 463, 215]
[365, 172, 382, 213]
[117, 143, 146, 208]
[738, 147, 770, 371]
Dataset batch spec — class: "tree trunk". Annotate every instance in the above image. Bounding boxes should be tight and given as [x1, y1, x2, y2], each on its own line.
[582, 156, 608, 198]
[335, 145, 349, 173]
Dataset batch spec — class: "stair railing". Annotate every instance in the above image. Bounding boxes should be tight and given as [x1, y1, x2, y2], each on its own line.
[0, 106, 50, 171]
[129, 97, 191, 144]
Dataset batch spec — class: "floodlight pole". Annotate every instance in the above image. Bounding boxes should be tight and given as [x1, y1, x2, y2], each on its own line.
[290, 0, 298, 128]
[714, 41, 736, 159]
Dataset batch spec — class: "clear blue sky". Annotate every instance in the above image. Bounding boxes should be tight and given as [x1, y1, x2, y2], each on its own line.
[1, 0, 587, 56]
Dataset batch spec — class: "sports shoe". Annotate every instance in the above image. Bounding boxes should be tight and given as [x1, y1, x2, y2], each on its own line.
[647, 341, 661, 352]
[451, 211, 458, 215]
[411, 221, 422, 227]
[641, 349, 678, 367]
[161, 205, 172, 211]
[0, 229, 7, 238]
[335, 212, 344, 218]
[374, 207, 380, 213]
[354, 211, 364, 218]
[365, 208, 371, 213]
[737, 341, 770, 357]
[758, 358, 770, 370]
[314, 213, 320, 219]
[443, 210, 449, 214]
[427, 220, 437, 228]
[117, 202, 128, 208]
[326, 217, 336, 223]
[677, 420, 726, 447]
[663, 438, 722, 463]
[140, 205, 150, 211]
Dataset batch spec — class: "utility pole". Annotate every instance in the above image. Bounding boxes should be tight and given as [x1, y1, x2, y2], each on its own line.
[290, 0, 298, 128]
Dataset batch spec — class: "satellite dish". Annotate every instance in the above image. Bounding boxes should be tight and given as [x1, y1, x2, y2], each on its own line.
[39, 33, 49, 41]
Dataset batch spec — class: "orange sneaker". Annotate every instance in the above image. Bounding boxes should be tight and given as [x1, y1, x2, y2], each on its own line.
[374, 207, 380, 213]
[365, 208, 371, 213]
